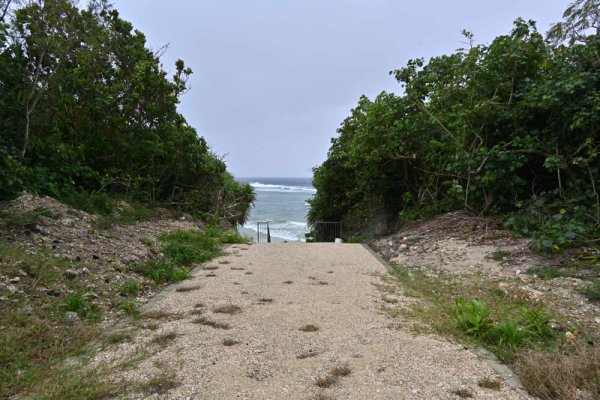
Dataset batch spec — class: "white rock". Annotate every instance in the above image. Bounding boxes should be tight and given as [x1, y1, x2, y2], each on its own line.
[399, 244, 408, 250]
[9, 277, 20, 283]
[7, 285, 17, 293]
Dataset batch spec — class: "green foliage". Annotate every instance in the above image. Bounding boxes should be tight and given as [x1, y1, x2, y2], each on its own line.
[61, 292, 100, 320]
[118, 301, 139, 317]
[309, 13, 600, 246]
[159, 229, 221, 265]
[579, 280, 600, 303]
[347, 235, 369, 243]
[489, 320, 528, 354]
[454, 297, 556, 359]
[454, 297, 492, 338]
[119, 281, 139, 297]
[1, 207, 52, 226]
[521, 307, 554, 339]
[0, 0, 254, 225]
[131, 258, 190, 284]
[491, 249, 510, 261]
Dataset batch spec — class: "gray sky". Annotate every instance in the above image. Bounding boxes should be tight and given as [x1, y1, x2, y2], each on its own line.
[112, 0, 569, 178]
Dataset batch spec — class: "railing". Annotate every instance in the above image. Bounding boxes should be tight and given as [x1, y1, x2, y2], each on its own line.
[313, 221, 341, 243]
[256, 221, 271, 243]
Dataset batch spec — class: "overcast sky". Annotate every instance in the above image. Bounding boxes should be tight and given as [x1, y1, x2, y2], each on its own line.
[112, 0, 569, 178]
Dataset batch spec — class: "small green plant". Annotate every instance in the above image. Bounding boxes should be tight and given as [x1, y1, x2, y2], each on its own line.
[119, 281, 139, 297]
[61, 292, 98, 319]
[118, 301, 139, 317]
[454, 297, 491, 338]
[489, 321, 527, 353]
[521, 307, 554, 339]
[578, 280, 600, 303]
[140, 237, 153, 246]
[491, 249, 510, 261]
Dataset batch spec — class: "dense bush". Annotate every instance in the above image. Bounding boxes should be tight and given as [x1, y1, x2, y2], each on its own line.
[0, 0, 253, 225]
[309, 8, 600, 250]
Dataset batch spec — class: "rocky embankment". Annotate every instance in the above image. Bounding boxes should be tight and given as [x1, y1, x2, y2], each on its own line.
[0, 193, 201, 319]
[369, 210, 600, 335]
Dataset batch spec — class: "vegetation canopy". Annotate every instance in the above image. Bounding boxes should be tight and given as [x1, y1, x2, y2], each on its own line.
[0, 0, 254, 225]
[309, 3, 600, 252]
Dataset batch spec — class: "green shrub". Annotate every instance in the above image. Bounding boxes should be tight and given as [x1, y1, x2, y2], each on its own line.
[219, 229, 248, 244]
[454, 297, 491, 338]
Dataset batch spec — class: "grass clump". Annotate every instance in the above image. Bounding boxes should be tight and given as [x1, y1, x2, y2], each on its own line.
[213, 304, 242, 314]
[477, 378, 501, 390]
[61, 292, 101, 321]
[140, 370, 179, 395]
[300, 324, 320, 332]
[176, 284, 202, 292]
[315, 363, 351, 388]
[1, 207, 53, 226]
[119, 281, 139, 297]
[130, 258, 190, 284]
[517, 346, 600, 400]
[141, 310, 172, 320]
[451, 388, 473, 398]
[193, 317, 230, 330]
[159, 227, 243, 265]
[118, 300, 139, 317]
[490, 249, 510, 261]
[150, 332, 178, 347]
[578, 280, 600, 303]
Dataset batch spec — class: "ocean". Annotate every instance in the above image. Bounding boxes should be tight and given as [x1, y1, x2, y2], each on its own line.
[237, 177, 315, 242]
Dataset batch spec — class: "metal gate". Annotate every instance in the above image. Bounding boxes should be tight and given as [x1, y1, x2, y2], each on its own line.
[313, 221, 341, 242]
[256, 221, 271, 243]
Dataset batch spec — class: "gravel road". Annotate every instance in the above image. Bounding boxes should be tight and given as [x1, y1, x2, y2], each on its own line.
[96, 243, 533, 399]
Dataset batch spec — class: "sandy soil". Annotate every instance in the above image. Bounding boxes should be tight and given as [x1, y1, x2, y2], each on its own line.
[93, 243, 532, 399]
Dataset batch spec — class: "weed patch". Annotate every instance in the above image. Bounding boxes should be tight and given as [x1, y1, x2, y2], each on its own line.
[193, 317, 230, 330]
[130, 258, 190, 284]
[517, 346, 600, 400]
[119, 281, 139, 297]
[118, 300, 139, 317]
[477, 378, 501, 390]
[578, 280, 600, 303]
[491, 249, 510, 261]
[451, 388, 473, 398]
[300, 324, 320, 332]
[315, 363, 351, 388]
[150, 332, 178, 347]
[1, 207, 53, 226]
[141, 310, 173, 320]
[213, 305, 242, 314]
[140, 370, 179, 395]
[176, 284, 201, 292]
